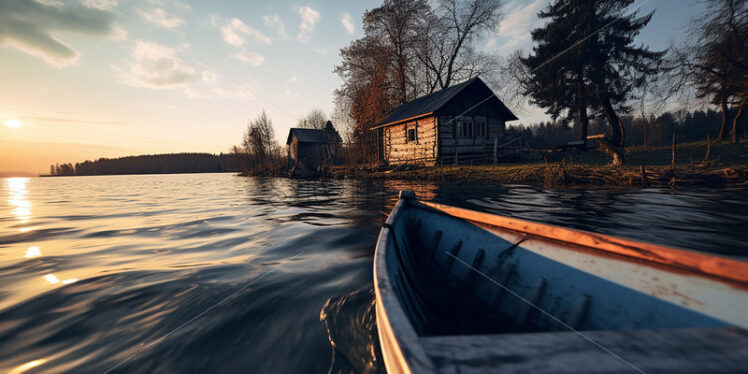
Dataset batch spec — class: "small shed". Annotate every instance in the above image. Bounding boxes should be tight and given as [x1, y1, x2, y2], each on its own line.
[372, 77, 518, 166]
[286, 123, 341, 170]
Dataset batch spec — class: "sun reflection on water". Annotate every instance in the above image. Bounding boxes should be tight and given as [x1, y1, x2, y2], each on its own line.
[43, 274, 78, 285]
[7, 177, 31, 223]
[44, 274, 59, 284]
[8, 359, 47, 374]
[25, 246, 41, 258]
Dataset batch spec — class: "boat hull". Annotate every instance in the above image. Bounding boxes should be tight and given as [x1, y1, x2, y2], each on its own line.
[374, 191, 748, 373]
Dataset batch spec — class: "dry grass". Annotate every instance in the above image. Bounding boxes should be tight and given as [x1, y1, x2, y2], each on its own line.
[356, 140, 748, 188]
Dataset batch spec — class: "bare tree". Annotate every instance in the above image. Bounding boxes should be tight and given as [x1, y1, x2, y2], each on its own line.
[238, 110, 281, 175]
[333, 0, 505, 166]
[296, 109, 329, 129]
[364, 0, 430, 103]
[667, 0, 747, 142]
[418, 0, 504, 91]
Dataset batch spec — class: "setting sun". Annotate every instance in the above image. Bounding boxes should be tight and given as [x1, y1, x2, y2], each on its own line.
[4, 119, 21, 128]
[0, 0, 746, 373]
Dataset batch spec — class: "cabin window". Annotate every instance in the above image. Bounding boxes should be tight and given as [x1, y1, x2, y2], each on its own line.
[406, 125, 417, 143]
[476, 120, 487, 137]
[457, 119, 473, 138]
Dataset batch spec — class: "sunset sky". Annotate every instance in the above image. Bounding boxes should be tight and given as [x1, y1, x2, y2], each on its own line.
[0, 0, 705, 174]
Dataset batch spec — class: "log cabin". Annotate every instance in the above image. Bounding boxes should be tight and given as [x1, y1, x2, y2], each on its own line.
[286, 122, 342, 170]
[373, 77, 518, 166]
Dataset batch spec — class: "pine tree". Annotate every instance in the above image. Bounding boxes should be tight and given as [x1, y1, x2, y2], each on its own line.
[586, 0, 663, 147]
[520, 0, 663, 163]
[519, 1, 597, 147]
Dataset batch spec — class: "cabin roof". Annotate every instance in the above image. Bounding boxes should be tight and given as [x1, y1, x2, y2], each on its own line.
[286, 128, 327, 144]
[372, 77, 518, 129]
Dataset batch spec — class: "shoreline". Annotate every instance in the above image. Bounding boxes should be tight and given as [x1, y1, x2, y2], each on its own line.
[333, 141, 748, 189]
[342, 163, 748, 189]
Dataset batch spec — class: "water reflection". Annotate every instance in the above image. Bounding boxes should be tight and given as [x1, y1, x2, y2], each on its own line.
[6, 178, 31, 223]
[0, 174, 745, 373]
[43, 274, 58, 284]
[9, 359, 46, 374]
[383, 179, 438, 201]
[24, 246, 41, 258]
[321, 289, 384, 374]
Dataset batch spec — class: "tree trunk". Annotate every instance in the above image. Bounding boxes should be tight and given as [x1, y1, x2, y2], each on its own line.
[576, 75, 589, 148]
[718, 98, 730, 140]
[600, 95, 625, 147]
[578, 106, 589, 149]
[731, 104, 744, 143]
[596, 138, 626, 166]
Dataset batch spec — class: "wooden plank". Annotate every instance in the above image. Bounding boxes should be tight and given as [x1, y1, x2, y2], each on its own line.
[420, 327, 748, 373]
[567, 295, 591, 329]
[517, 277, 547, 325]
[371, 111, 435, 129]
[420, 201, 748, 287]
[374, 200, 437, 374]
[384, 117, 438, 165]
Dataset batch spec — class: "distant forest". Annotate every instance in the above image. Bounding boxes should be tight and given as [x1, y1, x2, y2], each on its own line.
[49, 153, 240, 176]
[508, 108, 733, 149]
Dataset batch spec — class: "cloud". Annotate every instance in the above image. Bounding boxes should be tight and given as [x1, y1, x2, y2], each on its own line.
[82, 0, 118, 10]
[145, 0, 189, 8]
[494, 0, 549, 50]
[263, 14, 287, 38]
[201, 70, 217, 84]
[286, 76, 299, 84]
[0, 0, 116, 67]
[313, 48, 329, 56]
[341, 12, 354, 35]
[136, 8, 185, 29]
[296, 6, 320, 43]
[110, 25, 128, 41]
[233, 50, 265, 66]
[219, 17, 271, 46]
[113, 40, 197, 89]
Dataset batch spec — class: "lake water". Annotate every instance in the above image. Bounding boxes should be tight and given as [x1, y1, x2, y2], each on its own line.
[1, 174, 746, 373]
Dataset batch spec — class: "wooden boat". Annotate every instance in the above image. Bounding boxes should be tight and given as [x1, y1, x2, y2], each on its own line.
[374, 191, 748, 374]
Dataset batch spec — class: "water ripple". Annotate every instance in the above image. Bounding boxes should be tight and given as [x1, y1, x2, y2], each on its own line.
[0, 174, 745, 373]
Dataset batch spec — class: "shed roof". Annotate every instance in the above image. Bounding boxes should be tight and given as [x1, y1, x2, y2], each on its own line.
[372, 77, 518, 129]
[286, 128, 327, 144]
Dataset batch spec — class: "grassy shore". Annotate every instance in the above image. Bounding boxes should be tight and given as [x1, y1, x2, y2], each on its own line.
[348, 140, 748, 188]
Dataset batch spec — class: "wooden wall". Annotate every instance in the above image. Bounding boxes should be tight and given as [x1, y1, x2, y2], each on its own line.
[437, 115, 505, 164]
[381, 114, 507, 166]
[290, 136, 326, 169]
[383, 116, 438, 166]
[381, 80, 514, 165]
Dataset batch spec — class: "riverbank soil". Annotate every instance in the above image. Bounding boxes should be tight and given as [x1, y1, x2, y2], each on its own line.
[350, 140, 748, 188]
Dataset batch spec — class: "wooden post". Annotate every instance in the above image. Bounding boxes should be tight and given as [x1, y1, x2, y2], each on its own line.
[704, 135, 711, 162]
[640, 165, 648, 188]
[454, 145, 459, 166]
[493, 136, 498, 165]
[376, 128, 381, 167]
[671, 132, 676, 169]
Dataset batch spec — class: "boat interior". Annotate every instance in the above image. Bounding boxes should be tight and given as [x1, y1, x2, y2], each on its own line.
[376, 195, 748, 373]
[385, 201, 730, 337]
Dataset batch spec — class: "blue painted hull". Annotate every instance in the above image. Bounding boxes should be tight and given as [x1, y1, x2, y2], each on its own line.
[374, 192, 748, 373]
